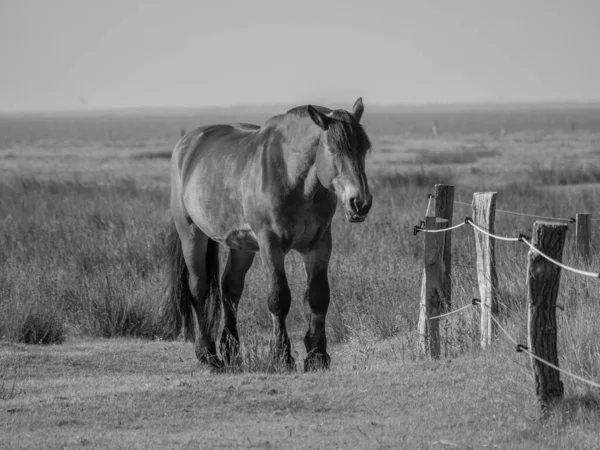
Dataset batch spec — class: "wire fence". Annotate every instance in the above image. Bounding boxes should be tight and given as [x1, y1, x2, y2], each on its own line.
[426, 300, 478, 321]
[417, 196, 600, 391]
[416, 215, 600, 278]
[465, 219, 522, 242]
[423, 296, 600, 390]
[417, 221, 467, 234]
[520, 238, 600, 278]
[488, 311, 600, 390]
[453, 200, 576, 223]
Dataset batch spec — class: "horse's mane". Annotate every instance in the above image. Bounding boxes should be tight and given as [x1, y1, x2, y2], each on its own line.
[286, 105, 371, 157]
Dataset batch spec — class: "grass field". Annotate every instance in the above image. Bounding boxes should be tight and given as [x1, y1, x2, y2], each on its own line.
[1, 105, 600, 448]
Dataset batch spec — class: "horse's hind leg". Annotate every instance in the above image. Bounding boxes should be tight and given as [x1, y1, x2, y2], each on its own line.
[176, 220, 223, 369]
[220, 248, 255, 363]
[300, 228, 332, 371]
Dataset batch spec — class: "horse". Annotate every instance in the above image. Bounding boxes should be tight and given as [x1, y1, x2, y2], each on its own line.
[160, 98, 373, 371]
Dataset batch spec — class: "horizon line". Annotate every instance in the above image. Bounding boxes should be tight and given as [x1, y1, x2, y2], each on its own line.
[3, 99, 600, 116]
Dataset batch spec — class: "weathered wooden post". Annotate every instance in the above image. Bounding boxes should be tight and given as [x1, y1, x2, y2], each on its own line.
[575, 213, 591, 261]
[526, 221, 568, 412]
[435, 184, 455, 311]
[472, 192, 498, 349]
[418, 216, 448, 359]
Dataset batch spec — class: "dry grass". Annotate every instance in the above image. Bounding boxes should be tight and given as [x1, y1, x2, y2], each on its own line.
[0, 178, 169, 342]
[1, 108, 600, 447]
[0, 367, 21, 401]
[407, 144, 500, 165]
[1, 339, 599, 449]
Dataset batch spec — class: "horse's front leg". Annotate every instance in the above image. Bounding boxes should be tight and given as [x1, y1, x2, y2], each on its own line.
[258, 234, 295, 369]
[300, 228, 332, 371]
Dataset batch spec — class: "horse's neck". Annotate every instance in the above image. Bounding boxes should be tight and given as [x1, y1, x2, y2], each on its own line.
[275, 116, 322, 197]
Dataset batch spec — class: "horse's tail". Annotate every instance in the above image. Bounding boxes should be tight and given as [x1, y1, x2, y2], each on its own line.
[159, 221, 221, 342]
[204, 238, 222, 342]
[159, 221, 193, 340]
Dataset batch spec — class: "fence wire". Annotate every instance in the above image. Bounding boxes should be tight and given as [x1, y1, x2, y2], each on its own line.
[488, 313, 600, 390]
[464, 218, 600, 279]
[415, 212, 599, 277]
[427, 302, 476, 321]
[466, 219, 522, 242]
[488, 313, 519, 347]
[454, 200, 575, 223]
[417, 221, 467, 234]
[422, 299, 600, 390]
[520, 347, 600, 390]
[425, 194, 434, 217]
[520, 238, 600, 278]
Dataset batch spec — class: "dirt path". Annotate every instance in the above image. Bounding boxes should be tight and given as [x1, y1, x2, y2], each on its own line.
[1, 339, 598, 449]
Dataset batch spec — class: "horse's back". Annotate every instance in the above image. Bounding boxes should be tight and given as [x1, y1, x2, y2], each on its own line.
[173, 123, 260, 178]
[177, 123, 259, 152]
[170, 122, 262, 250]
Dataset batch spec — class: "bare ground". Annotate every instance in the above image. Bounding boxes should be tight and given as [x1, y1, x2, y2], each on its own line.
[2, 338, 598, 449]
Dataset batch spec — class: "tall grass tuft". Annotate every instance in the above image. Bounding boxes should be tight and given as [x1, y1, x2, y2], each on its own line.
[19, 311, 65, 345]
[529, 163, 600, 186]
[0, 177, 169, 343]
[221, 325, 300, 374]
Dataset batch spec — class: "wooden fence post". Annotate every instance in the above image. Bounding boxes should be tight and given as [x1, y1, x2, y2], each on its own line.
[576, 213, 591, 261]
[472, 192, 498, 349]
[435, 184, 455, 311]
[418, 216, 448, 359]
[527, 221, 568, 412]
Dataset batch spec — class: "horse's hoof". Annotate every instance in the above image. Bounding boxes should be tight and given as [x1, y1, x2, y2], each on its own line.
[195, 345, 224, 372]
[304, 353, 330, 372]
[284, 356, 296, 372]
[198, 355, 225, 372]
[221, 349, 243, 369]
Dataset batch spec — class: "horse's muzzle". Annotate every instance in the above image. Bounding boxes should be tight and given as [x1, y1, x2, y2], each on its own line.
[345, 193, 371, 223]
[346, 211, 367, 223]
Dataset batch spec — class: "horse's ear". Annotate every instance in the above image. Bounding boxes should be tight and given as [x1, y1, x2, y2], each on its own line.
[308, 105, 331, 130]
[351, 97, 364, 122]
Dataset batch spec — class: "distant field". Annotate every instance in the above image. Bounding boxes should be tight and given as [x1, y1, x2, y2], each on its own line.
[1, 104, 600, 448]
[2, 103, 600, 147]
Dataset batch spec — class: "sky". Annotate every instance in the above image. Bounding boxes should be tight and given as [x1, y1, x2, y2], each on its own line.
[1, 0, 599, 112]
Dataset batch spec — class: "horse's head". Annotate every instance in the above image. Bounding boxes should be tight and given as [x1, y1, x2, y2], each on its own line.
[308, 98, 373, 223]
